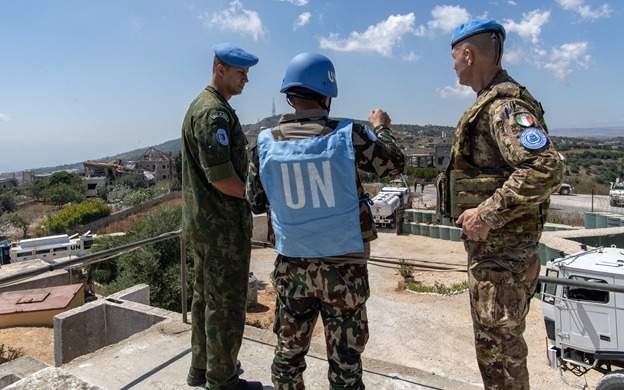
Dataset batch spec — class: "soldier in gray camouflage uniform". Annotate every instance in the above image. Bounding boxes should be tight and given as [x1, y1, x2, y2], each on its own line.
[247, 53, 405, 390]
[182, 43, 262, 390]
[437, 21, 564, 390]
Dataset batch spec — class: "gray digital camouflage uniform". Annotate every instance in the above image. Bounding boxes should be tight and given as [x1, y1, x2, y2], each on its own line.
[445, 70, 564, 389]
[247, 108, 405, 390]
[182, 86, 252, 390]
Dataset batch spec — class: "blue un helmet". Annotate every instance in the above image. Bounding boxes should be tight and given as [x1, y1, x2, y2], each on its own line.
[280, 53, 337, 98]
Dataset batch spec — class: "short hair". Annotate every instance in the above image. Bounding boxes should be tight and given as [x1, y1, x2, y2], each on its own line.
[456, 32, 503, 64]
[212, 57, 230, 73]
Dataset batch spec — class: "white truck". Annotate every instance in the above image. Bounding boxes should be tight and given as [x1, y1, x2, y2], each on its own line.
[541, 246, 624, 389]
[609, 180, 624, 207]
[371, 186, 410, 228]
[8, 232, 94, 263]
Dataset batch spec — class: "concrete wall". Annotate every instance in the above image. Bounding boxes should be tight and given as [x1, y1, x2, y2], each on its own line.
[53, 285, 170, 366]
[107, 283, 149, 305]
[0, 269, 76, 294]
[75, 191, 179, 233]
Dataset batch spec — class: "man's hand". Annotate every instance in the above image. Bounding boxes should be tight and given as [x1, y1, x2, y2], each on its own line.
[456, 208, 491, 241]
[368, 109, 391, 129]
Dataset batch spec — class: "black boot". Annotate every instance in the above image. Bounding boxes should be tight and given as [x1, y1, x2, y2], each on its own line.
[187, 367, 206, 387]
[187, 362, 244, 387]
[232, 379, 264, 390]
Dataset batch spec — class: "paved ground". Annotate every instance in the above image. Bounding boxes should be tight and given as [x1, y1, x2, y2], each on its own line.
[250, 232, 602, 390]
[63, 320, 479, 390]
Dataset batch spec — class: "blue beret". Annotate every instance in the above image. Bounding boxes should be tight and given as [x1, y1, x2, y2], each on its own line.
[451, 19, 506, 47]
[214, 43, 258, 68]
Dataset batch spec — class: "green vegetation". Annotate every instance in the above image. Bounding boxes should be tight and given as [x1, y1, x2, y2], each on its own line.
[34, 171, 86, 205]
[0, 344, 23, 364]
[0, 191, 17, 216]
[406, 281, 469, 295]
[42, 199, 111, 234]
[89, 206, 193, 312]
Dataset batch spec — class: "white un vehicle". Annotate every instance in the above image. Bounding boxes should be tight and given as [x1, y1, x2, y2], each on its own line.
[610, 179, 624, 207]
[541, 246, 624, 389]
[371, 186, 410, 229]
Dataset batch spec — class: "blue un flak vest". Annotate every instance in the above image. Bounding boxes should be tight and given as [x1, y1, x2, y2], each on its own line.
[257, 120, 363, 258]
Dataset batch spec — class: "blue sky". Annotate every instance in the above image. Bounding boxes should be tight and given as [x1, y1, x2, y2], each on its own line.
[0, 0, 622, 172]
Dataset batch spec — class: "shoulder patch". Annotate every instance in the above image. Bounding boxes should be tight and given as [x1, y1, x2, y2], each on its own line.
[216, 128, 229, 146]
[520, 127, 548, 151]
[514, 113, 535, 127]
[209, 110, 229, 123]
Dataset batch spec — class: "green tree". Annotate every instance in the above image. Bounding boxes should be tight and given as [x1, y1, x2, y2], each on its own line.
[43, 183, 85, 205]
[0, 192, 17, 214]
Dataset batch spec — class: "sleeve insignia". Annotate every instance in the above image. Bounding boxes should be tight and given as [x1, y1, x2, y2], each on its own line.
[209, 111, 229, 123]
[216, 128, 230, 146]
[514, 113, 535, 127]
[520, 127, 548, 150]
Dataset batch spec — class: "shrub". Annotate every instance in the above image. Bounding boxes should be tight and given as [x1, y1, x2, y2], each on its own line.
[42, 199, 111, 234]
[0, 344, 23, 364]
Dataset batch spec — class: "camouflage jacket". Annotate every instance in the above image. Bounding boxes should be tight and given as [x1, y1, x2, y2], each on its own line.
[451, 70, 564, 235]
[246, 108, 405, 244]
[181, 86, 251, 243]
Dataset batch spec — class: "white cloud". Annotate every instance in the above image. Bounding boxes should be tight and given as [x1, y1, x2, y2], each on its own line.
[503, 9, 550, 44]
[402, 51, 420, 62]
[508, 0, 518, 5]
[438, 81, 474, 98]
[0, 113, 10, 122]
[503, 48, 524, 65]
[200, 0, 265, 41]
[544, 41, 591, 79]
[416, 5, 470, 36]
[555, 0, 612, 20]
[319, 13, 415, 56]
[278, 0, 309, 6]
[294, 12, 312, 30]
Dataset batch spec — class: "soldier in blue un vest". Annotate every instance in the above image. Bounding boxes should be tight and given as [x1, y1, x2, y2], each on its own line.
[246, 53, 405, 390]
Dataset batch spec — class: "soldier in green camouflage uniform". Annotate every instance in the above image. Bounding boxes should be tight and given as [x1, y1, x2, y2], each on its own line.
[182, 43, 262, 390]
[247, 53, 405, 390]
[437, 21, 564, 389]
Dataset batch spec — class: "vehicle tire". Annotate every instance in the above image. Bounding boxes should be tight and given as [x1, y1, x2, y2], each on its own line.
[597, 370, 624, 390]
[611, 199, 617, 207]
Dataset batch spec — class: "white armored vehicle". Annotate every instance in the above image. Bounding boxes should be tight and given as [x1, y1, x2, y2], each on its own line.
[371, 186, 410, 228]
[541, 246, 624, 389]
[609, 180, 624, 207]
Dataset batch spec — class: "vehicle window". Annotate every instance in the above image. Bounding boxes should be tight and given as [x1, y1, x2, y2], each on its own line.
[542, 269, 558, 304]
[567, 276, 609, 303]
[613, 184, 624, 190]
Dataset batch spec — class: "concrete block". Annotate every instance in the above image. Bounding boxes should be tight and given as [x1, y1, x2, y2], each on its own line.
[584, 212, 597, 229]
[410, 223, 421, 235]
[439, 226, 450, 240]
[449, 227, 462, 241]
[0, 356, 48, 388]
[429, 225, 440, 239]
[420, 224, 430, 237]
[3, 367, 102, 390]
[107, 284, 150, 305]
[54, 298, 167, 366]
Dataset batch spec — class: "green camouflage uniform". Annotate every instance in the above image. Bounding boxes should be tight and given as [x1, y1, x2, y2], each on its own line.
[442, 71, 564, 389]
[247, 109, 405, 390]
[182, 86, 252, 390]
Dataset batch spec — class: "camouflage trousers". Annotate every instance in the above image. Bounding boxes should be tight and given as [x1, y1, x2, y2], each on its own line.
[271, 256, 370, 390]
[465, 233, 541, 390]
[190, 239, 251, 390]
